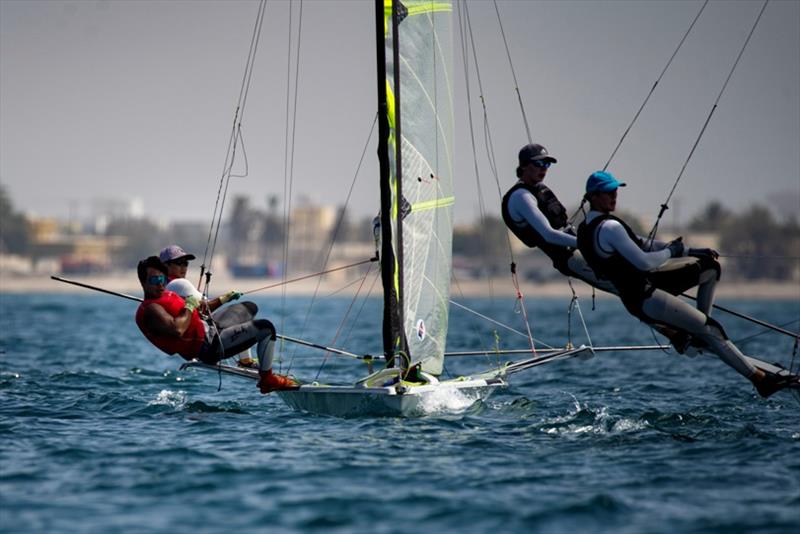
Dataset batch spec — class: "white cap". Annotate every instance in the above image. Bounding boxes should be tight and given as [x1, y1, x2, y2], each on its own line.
[165, 278, 203, 300]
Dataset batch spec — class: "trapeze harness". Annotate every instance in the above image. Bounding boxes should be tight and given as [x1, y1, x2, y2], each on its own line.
[577, 214, 655, 320]
[577, 213, 719, 321]
[135, 290, 207, 359]
[501, 182, 573, 274]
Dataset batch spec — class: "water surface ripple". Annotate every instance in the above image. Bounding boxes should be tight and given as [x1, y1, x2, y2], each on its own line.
[1, 294, 798, 532]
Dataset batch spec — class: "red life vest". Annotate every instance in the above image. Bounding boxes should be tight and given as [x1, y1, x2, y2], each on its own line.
[135, 290, 206, 358]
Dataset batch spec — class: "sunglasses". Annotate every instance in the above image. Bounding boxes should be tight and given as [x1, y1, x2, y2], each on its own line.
[530, 160, 552, 169]
[169, 260, 189, 267]
[147, 274, 167, 286]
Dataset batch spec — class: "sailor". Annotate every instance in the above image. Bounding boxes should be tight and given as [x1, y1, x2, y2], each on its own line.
[158, 244, 261, 368]
[501, 143, 615, 293]
[135, 256, 296, 393]
[159, 245, 240, 311]
[576, 170, 798, 398]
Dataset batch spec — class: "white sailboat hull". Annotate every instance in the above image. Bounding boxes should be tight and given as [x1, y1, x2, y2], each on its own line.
[277, 378, 505, 418]
[180, 361, 506, 417]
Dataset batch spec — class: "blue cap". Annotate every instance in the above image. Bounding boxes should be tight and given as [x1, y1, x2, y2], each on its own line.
[586, 171, 626, 193]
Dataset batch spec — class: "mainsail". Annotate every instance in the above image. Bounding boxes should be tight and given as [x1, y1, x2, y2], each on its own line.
[379, 0, 454, 376]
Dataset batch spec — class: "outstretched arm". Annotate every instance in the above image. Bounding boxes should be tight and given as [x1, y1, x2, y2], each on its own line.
[598, 220, 672, 271]
[508, 190, 576, 248]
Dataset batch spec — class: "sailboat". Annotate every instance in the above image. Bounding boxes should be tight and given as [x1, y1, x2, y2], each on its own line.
[179, 0, 602, 417]
[173, 0, 800, 416]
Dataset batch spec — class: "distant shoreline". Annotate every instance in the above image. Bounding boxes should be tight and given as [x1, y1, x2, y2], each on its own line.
[2, 273, 798, 301]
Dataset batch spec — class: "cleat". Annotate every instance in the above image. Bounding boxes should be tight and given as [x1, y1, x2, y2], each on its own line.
[258, 370, 298, 394]
[755, 372, 800, 399]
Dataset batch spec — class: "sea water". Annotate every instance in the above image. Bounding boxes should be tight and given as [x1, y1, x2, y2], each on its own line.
[1, 293, 798, 533]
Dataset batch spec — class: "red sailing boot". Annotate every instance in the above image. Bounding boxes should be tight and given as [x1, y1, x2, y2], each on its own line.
[258, 370, 298, 394]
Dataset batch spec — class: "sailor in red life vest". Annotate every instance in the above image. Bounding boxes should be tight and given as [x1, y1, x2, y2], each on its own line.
[158, 244, 256, 367]
[134, 256, 296, 393]
[576, 171, 799, 398]
[501, 143, 615, 293]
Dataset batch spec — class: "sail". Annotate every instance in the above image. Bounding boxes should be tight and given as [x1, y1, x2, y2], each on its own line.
[382, 0, 454, 375]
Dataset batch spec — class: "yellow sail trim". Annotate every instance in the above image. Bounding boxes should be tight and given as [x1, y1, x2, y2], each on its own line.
[411, 196, 454, 212]
[384, 0, 452, 17]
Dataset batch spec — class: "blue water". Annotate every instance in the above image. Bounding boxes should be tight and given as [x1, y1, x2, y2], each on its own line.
[1, 293, 798, 533]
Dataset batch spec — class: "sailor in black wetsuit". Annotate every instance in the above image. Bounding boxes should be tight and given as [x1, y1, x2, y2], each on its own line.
[576, 170, 798, 398]
[501, 143, 615, 293]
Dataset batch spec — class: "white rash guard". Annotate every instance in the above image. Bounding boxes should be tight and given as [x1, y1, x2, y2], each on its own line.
[506, 183, 577, 249]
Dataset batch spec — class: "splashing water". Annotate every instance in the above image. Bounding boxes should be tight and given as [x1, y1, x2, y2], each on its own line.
[148, 389, 187, 409]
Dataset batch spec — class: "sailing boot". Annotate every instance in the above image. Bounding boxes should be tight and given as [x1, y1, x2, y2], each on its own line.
[652, 324, 692, 355]
[753, 371, 800, 398]
[256, 332, 297, 393]
[258, 370, 298, 393]
[237, 347, 259, 368]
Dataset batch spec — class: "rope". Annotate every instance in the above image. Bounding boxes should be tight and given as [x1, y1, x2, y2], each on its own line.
[564, 278, 594, 351]
[646, 0, 770, 246]
[449, 276, 504, 371]
[492, 0, 531, 144]
[280, 0, 304, 343]
[733, 319, 800, 345]
[241, 258, 377, 295]
[602, 0, 709, 171]
[198, 0, 267, 296]
[284, 116, 378, 371]
[456, 0, 507, 293]
[337, 269, 383, 353]
[566, 1, 709, 227]
[718, 254, 800, 260]
[457, 0, 539, 354]
[312, 262, 377, 380]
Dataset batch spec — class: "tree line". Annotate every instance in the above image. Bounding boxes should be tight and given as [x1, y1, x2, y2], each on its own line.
[454, 202, 799, 281]
[1, 185, 797, 281]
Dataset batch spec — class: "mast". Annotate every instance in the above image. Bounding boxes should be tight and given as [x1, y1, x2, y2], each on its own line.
[375, 0, 405, 367]
[377, 0, 454, 376]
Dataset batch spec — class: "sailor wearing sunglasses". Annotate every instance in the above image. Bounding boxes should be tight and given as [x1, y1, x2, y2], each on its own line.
[501, 143, 615, 292]
[134, 256, 296, 393]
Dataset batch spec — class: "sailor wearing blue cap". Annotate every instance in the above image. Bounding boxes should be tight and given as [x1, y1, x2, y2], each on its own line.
[576, 171, 794, 397]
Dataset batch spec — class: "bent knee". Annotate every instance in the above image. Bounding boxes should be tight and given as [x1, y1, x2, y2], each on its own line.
[698, 257, 721, 280]
[254, 319, 276, 339]
[240, 301, 259, 315]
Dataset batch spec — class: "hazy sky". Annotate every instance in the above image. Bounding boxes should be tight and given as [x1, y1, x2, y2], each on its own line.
[1, 0, 798, 228]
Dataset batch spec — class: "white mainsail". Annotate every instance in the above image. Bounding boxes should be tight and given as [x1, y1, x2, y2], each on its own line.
[384, 1, 454, 376]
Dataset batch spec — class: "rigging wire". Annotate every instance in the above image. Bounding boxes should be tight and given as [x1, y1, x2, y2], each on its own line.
[337, 269, 383, 353]
[646, 0, 770, 246]
[456, 1, 498, 301]
[602, 0, 709, 172]
[240, 257, 377, 295]
[567, 0, 709, 226]
[313, 262, 377, 381]
[280, 0, 304, 351]
[733, 319, 800, 346]
[491, 0, 531, 144]
[457, 0, 538, 355]
[199, 0, 267, 296]
[449, 299, 555, 349]
[487, 0, 596, 350]
[284, 116, 379, 373]
[451, 1, 508, 369]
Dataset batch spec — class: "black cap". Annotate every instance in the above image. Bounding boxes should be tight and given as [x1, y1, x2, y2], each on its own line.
[518, 143, 557, 165]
